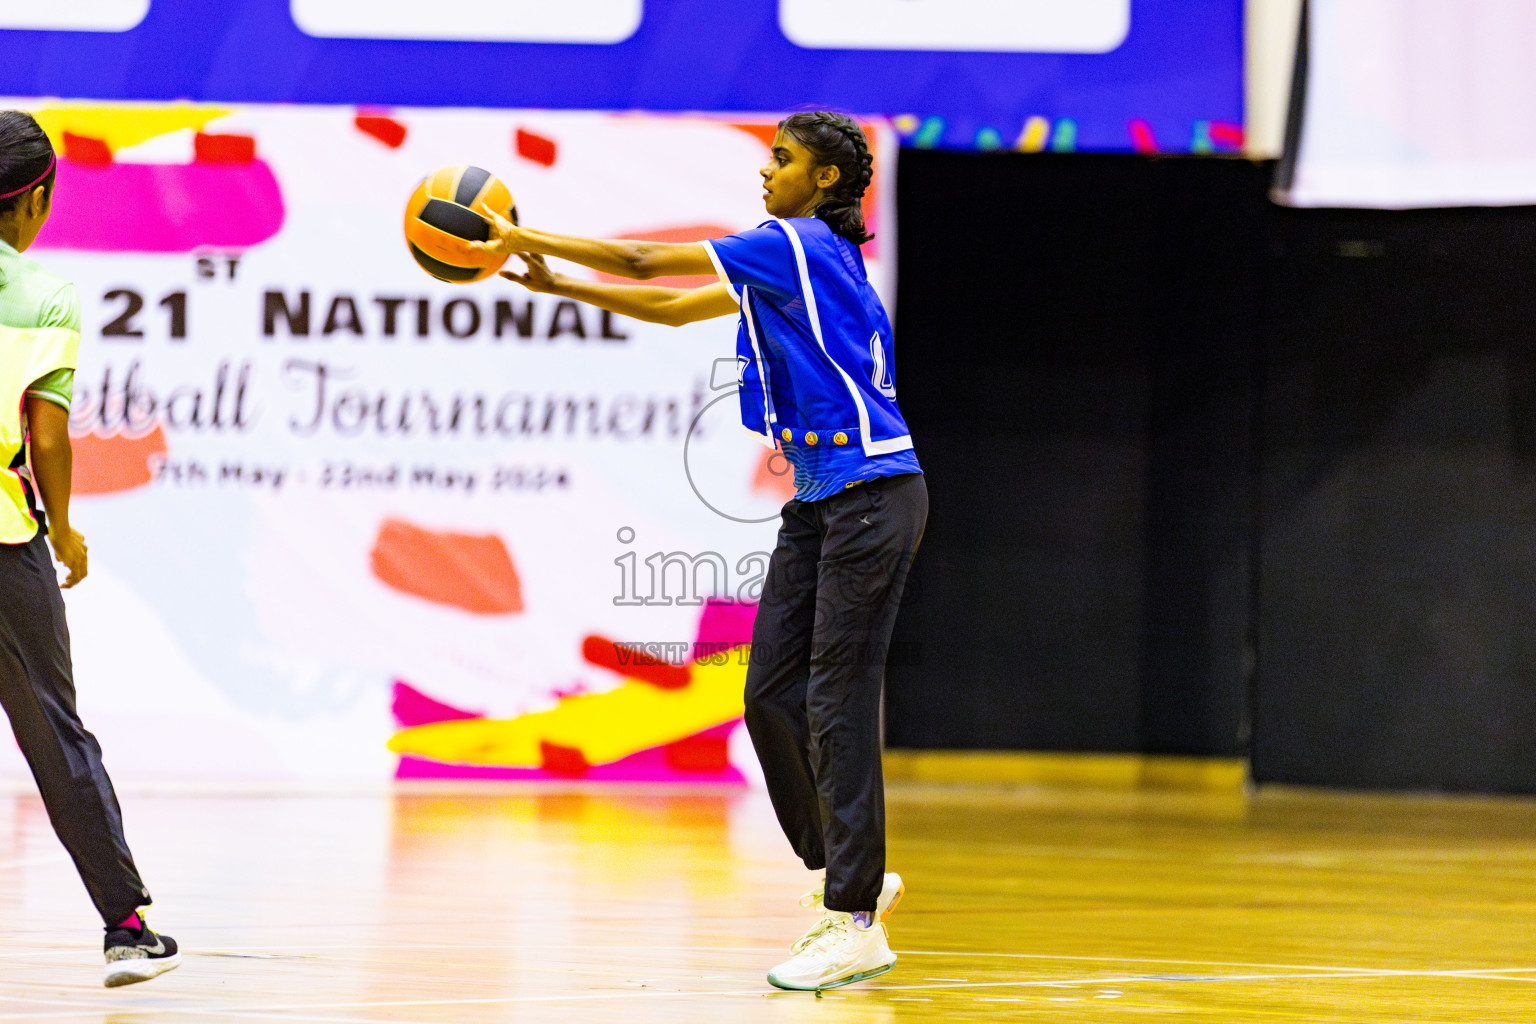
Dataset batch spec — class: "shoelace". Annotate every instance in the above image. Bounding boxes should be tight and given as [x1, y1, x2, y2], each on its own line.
[790, 885, 831, 953]
[794, 913, 839, 952]
[801, 913, 855, 957]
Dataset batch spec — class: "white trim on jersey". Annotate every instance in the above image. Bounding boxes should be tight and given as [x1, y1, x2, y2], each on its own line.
[776, 218, 914, 458]
[740, 287, 778, 447]
[700, 239, 740, 304]
[702, 239, 774, 445]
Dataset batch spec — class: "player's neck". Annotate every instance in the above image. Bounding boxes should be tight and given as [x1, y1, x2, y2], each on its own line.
[791, 191, 827, 219]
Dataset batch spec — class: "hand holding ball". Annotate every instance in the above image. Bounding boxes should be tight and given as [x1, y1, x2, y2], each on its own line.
[403, 165, 516, 283]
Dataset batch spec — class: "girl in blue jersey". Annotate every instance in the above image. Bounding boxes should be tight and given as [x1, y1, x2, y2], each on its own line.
[474, 111, 926, 992]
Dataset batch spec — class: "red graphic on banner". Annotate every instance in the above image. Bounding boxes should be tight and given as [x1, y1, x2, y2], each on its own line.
[729, 123, 779, 150]
[515, 128, 557, 167]
[1129, 119, 1159, 154]
[582, 634, 691, 690]
[71, 427, 167, 495]
[539, 741, 590, 775]
[370, 519, 525, 614]
[728, 120, 882, 258]
[355, 114, 408, 149]
[665, 729, 732, 772]
[1210, 121, 1245, 149]
[61, 132, 112, 166]
[194, 132, 256, 164]
[594, 225, 734, 289]
[753, 448, 797, 502]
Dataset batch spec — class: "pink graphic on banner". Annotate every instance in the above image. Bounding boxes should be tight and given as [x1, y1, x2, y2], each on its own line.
[693, 597, 757, 660]
[391, 681, 483, 728]
[34, 155, 285, 253]
[396, 722, 745, 784]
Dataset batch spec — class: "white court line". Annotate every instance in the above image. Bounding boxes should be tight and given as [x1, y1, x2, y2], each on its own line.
[26, 939, 1463, 976]
[3, 951, 780, 957]
[0, 988, 778, 1024]
[870, 967, 1536, 994]
[0, 1011, 445, 1024]
[0, 999, 99, 1014]
[0, 1013, 433, 1024]
[4, 956, 1536, 1024]
[0, 855, 68, 871]
[898, 950, 1536, 975]
[5, 964, 1535, 1020]
[170, 942, 1536, 983]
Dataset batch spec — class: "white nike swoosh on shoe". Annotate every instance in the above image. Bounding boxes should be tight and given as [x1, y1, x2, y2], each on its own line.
[106, 936, 165, 961]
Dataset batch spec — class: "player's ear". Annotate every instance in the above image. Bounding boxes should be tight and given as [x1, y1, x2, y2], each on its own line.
[28, 185, 48, 218]
[816, 164, 841, 191]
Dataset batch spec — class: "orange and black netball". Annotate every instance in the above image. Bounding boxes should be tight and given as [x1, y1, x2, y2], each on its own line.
[402, 165, 515, 283]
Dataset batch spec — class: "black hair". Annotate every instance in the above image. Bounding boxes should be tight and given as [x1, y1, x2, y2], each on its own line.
[777, 111, 873, 245]
[0, 111, 56, 216]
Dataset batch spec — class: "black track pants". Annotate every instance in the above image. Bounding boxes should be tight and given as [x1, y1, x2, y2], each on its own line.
[0, 530, 150, 926]
[744, 472, 927, 913]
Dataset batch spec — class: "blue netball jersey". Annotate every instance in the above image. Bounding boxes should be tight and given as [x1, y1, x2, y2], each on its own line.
[703, 217, 921, 502]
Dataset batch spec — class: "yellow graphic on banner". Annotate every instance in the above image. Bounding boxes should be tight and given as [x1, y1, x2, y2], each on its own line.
[34, 104, 233, 154]
[388, 655, 747, 768]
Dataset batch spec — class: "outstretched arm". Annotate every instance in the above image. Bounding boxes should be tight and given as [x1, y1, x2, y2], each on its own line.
[501, 255, 739, 327]
[24, 396, 87, 587]
[470, 212, 717, 281]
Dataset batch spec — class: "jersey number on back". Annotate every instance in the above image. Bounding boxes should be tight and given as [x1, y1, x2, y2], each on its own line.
[869, 333, 896, 398]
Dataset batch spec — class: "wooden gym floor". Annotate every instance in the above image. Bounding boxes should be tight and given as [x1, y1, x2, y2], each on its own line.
[4, 782, 1536, 1022]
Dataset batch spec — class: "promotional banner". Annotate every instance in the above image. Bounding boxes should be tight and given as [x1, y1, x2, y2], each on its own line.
[0, 0, 1244, 154]
[1278, 0, 1536, 207]
[0, 103, 894, 785]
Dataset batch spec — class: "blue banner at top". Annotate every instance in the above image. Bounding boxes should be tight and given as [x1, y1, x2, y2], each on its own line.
[0, 0, 1243, 153]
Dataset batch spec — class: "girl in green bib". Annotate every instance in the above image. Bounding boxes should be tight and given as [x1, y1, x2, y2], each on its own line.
[0, 110, 178, 988]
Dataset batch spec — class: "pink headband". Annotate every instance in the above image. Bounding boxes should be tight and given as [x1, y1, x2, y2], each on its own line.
[0, 152, 56, 201]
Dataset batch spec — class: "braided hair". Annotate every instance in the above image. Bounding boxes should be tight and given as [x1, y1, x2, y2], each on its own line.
[777, 111, 873, 245]
[0, 111, 55, 216]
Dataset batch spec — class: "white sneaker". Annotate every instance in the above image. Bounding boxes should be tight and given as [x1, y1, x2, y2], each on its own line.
[767, 912, 896, 991]
[791, 872, 904, 953]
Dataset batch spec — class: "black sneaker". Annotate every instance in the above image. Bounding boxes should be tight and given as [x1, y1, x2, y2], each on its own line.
[103, 916, 181, 988]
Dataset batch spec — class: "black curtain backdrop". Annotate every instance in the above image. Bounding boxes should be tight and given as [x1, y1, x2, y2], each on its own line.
[1258, 205, 1536, 790]
[888, 149, 1536, 792]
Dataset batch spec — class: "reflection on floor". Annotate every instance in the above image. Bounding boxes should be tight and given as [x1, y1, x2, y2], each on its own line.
[4, 783, 1536, 1022]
